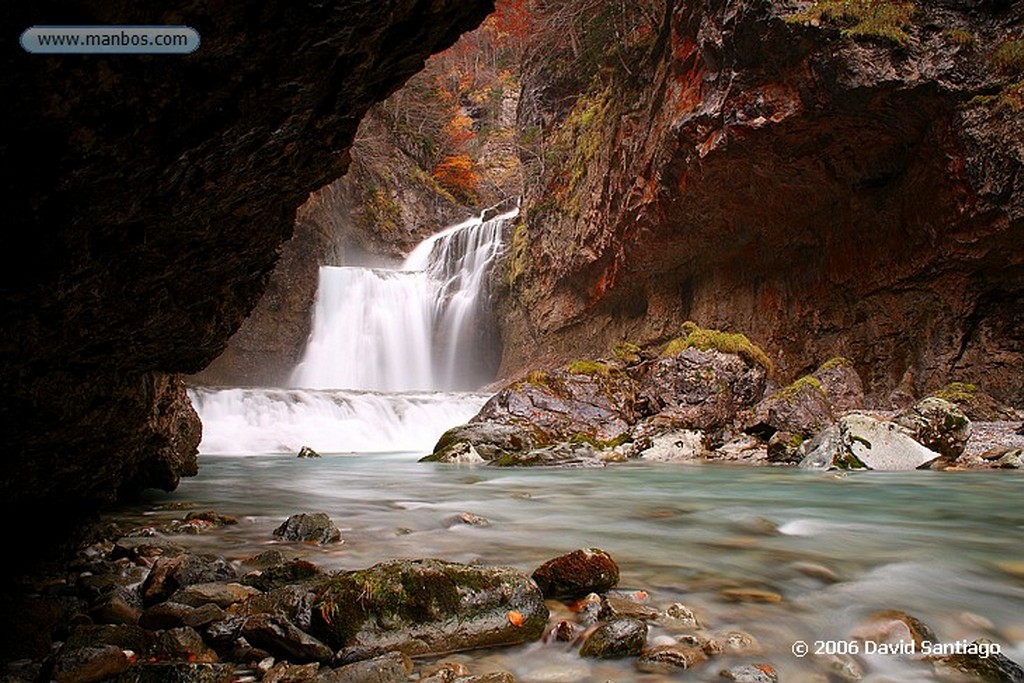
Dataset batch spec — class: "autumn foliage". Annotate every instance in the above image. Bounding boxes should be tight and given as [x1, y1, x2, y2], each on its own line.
[432, 154, 481, 201]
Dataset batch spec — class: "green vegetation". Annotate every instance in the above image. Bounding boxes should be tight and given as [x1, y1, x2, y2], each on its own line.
[547, 88, 615, 216]
[361, 187, 402, 232]
[931, 381, 977, 404]
[612, 341, 642, 364]
[524, 369, 551, 387]
[566, 359, 618, 378]
[569, 431, 631, 450]
[662, 321, 774, 373]
[773, 375, 827, 403]
[993, 39, 1024, 76]
[787, 0, 917, 44]
[943, 29, 976, 48]
[506, 222, 529, 286]
[817, 356, 853, 372]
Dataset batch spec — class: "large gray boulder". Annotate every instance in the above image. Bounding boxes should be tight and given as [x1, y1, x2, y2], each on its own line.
[746, 375, 833, 438]
[800, 414, 943, 471]
[421, 423, 534, 464]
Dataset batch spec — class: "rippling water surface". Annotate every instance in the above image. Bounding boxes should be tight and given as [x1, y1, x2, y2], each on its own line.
[126, 449, 1024, 682]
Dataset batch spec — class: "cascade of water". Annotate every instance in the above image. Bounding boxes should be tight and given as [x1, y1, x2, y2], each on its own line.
[290, 207, 516, 391]
[190, 387, 489, 455]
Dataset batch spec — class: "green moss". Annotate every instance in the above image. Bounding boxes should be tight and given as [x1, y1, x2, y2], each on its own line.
[943, 29, 976, 48]
[569, 431, 631, 450]
[548, 87, 615, 217]
[993, 39, 1024, 77]
[611, 341, 642, 364]
[787, 0, 917, 44]
[523, 370, 551, 387]
[818, 356, 853, 372]
[506, 222, 529, 287]
[788, 433, 805, 448]
[773, 375, 827, 403]
[566, 359, 617, 378]
[362, 187, 402, 232]
[932, 381, 978, 404]
[661, 321, 774, 373]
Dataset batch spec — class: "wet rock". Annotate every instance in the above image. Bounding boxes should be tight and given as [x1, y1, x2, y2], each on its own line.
[814, 653, 864, 681]
[1017, 423, 1024, 436]
[184, 604, 227, 630]
[172, 582, 261, 608]
[676, 633, 725, 656]
[851, 609, 936, 648]
[800, 414, 943, 471]
[713, 434, 767, 462]
[52, 644, 129, 683]
[443, 512, 490, 528]
[241, 613, 333, 664]
[90, 587, 142, 625]
[766, 431, 805, 463]
[993, 449, 1023, 469]
[65, 624, 150, 654]
[635, 429, 707, 461]
[297, 446, 320, 459]
[244, 585, 318, 631]
[578, 617, 648, 659]
[261, 662, 320, 683]
[656, 603, 701, 630]
[895, 397, 972, 461]
[930, 383, 1019, 421]
[931, 639, 1024, 682]
[143, 555, 237, 605]
[241, 550, 288, 571]
[532, 548, 619, 599]
[420, 660, 470, 681]
[423, 423, 534, 464]
[637, 644, 707, 673]
[456, 674, 515, 683]
[490, 441, 603, 467]
[140, 602, 193, 630]
[242, 559, 324, 592]
[790, 562, 840, 583]
[714, 630, 762, 655]
[747, 375, 834, 438]
[112, 538, 186, 563]
[319, 652, 412, 683]
[153, 626, 219, 663]
[273, 513, 342, 545]
[599, 595, 662, 621]
[720, 664, 779, 683]
[115, 663, 236, 683]
[812, 358, 865, 414]
[546, 620, 578, 642]
[310, 559, 548, 661]
[168, 512, 239, 535]
[572, 593, 603, 626]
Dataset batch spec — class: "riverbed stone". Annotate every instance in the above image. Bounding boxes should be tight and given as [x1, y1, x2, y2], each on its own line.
[319, 651, 412, 683]
[309, 559, 548, 661]
[52, 644, 129, 683]
[766, 430, 804, 463]
[851, 609, 936, 647]
[719, 664, 779, 683]
[930, 639, 1024, 682]
[599, 595, 663, 621]
[242, 558, 324, 592]
[578, 617, 648, 659]
[994, 449, 1023, 469]
[531, 548, 620, 599]
[800, 414, 943, 471]
[172, 582, 261, 608]
[273, 513, 342, 545]
[635, 428, 706, 461]
[115, 663, 236, 683]
[656, 602, 701, 630]
[153, 626, 219, 663]
[636, 644, 707, 673]
[140, 601, 193, 630]
[747, 375, 834, 438]
[241, 613, 333, 664]
[143, 555, 238, 605]
[895, 397, 971, 461]
[65, 624, 150, 654]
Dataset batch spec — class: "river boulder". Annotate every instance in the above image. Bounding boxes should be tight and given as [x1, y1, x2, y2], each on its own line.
[422, 423, 534, 464]
[894, 397, 971, 461]
[800, 414, 943, 471]
[308, 559, 547, 662]
[578, 617, 648, 659]
[746, 376, 833, 438]
[531, 548, 620, 599]
[812, 358, 865, 413]
[273, 513, 342, 545]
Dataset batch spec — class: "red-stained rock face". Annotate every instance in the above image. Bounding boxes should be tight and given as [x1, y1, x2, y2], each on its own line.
[0, 0, 494, 511]
[499, 1, 1024, 407]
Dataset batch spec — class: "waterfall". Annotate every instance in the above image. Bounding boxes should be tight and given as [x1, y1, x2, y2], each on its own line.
[290, 207, 515, 392]
[190, 387, 488, 455]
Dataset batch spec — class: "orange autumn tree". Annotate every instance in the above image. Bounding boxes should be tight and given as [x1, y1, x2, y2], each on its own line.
[432, 154, 481, 202]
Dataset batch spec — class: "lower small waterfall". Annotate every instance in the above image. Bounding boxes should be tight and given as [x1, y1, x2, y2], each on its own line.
[290, 207, 515, 392]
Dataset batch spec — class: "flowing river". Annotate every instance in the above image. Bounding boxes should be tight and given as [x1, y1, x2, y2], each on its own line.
[165, 208, 1024, 681]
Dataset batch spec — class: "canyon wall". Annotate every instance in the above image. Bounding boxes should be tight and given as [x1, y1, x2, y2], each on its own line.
[498, 0, 1024, 405]
[0, 0, 493, 510]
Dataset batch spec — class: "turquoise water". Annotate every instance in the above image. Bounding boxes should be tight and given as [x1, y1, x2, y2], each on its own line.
[130, 452, 1024, 682]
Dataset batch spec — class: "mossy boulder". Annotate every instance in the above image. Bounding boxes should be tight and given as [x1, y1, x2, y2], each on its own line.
[767, 431, 804, 463]
[273, 513, 342, 545]
[746, 375, 833, 438]
[531, 548, 620, 600]
[422, 423, 534, 464]
[309, 559, 547, 661]
[895, 397, 971, 461]
[930, 382, 1019, 421]
[812, 357, 865, 413]
[661, 322, 773, 374]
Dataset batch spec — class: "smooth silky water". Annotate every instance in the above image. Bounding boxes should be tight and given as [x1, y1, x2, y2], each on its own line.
[160, 210, 1024, 681]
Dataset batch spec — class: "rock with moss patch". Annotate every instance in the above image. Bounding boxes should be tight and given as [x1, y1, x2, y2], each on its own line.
[747, 375, 833, 438]
[813, 358, 865, 413]
[309, 559, 547, 661]
[422, 423, 534, 464]
[895, 397, 971, 461]
[801, 414, 943, 471]
[579, 617, 647, 659]
[273, 513, 342, 545]
[637, 346, 767, 435]
[531, 548, 620, 599]
[766, 431, 804, 463]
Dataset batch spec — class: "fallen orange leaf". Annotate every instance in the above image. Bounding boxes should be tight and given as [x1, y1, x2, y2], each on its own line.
[507, 610, 525, 627]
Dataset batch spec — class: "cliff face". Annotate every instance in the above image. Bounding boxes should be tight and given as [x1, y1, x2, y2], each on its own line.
[499, 0, 1024, 405]
[0, 0, 493, 509]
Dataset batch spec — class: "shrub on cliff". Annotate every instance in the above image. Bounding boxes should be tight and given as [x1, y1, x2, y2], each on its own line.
[787, 0, 917, 44]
